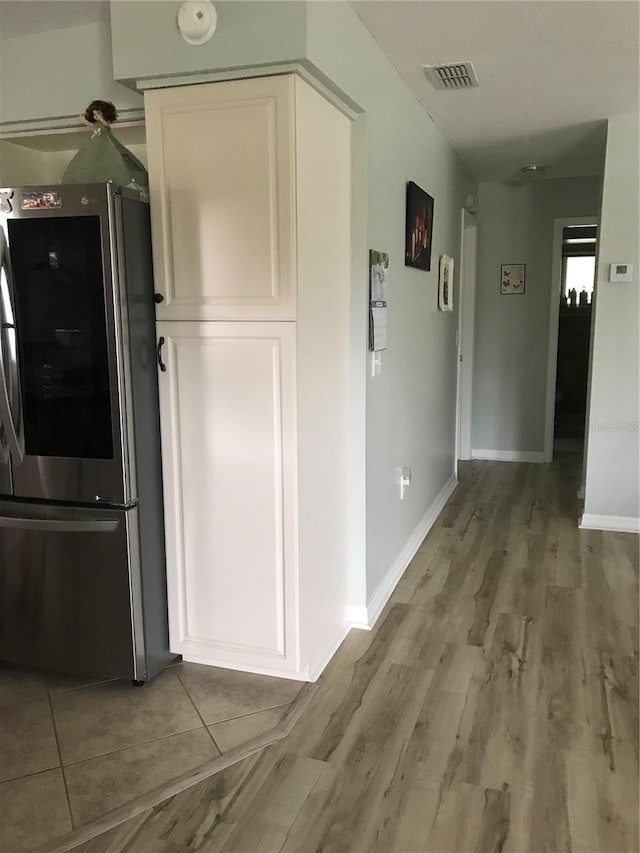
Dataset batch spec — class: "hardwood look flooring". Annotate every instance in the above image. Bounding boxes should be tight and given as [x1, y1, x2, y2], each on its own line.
[75, 458, 638, 853]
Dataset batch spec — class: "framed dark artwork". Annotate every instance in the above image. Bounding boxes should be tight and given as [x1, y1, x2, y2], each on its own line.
[405, 181, 434, 271]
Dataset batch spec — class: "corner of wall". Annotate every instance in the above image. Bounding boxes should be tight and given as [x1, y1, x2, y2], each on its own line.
[583, 114, 640, 521]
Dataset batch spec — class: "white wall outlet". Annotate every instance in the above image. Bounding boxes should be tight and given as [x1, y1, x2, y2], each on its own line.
[609, 263, 633, 283]
[400, 466, 412, 500]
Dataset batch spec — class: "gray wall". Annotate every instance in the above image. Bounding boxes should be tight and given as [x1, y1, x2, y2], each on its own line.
[584, 115, 640, 522]
[472, 177, 601, 454]
[306, 3, 476, 603]
[110, 0, 308, 83]
[0, 21, 142, 128]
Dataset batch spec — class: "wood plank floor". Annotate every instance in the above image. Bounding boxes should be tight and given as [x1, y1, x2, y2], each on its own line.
[75, 458, 639, 853]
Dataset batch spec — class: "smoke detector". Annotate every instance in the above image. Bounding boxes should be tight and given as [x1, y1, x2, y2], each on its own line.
[422, 62, 479, 90]
[521, 164, 546, 175]
[177, 1, 218, 45]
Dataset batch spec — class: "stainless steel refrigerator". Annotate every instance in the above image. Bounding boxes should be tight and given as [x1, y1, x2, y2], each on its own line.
[0, 183, 171, 683]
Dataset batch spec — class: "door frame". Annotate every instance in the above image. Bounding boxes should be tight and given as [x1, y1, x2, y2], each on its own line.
[455, 208, 478, 470]
[543, 215, 598, 462]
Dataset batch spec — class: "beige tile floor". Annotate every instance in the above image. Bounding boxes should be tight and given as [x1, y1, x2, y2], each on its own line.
[0, 660, 303, 851]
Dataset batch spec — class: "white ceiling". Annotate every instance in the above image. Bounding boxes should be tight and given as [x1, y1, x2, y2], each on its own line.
[352, 0, 639, 181]
[1, 1, 637, 181]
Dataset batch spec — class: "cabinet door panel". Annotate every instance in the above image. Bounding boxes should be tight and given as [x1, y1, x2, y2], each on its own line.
[157, 322, 299, 674]
[146, 77, 296, 321]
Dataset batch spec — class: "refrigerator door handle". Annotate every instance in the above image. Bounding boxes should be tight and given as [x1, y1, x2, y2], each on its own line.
[0, 325, 22, 463]
[0, 248, 12, 463]
[1, 324, 24, 460]
[0, 418, 9, 465]
[0, 517, 119, 533]
[0, 248, 24, 461]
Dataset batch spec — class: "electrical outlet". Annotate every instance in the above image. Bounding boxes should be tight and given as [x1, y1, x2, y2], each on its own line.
[371, 351, 382, 377]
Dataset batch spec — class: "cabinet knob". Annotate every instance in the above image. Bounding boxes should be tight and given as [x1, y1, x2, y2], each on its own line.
[154, 293, 164, 304]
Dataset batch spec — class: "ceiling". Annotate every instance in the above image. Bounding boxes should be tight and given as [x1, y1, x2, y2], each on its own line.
[352, 0, 639, 181]
[0, 1, 637, 181]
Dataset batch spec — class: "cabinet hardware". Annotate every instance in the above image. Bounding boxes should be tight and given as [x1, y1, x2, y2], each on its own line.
[157, 336, 167, 372]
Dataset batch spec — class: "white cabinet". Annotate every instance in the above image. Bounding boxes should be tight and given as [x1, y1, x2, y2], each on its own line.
[145, 76, 296, 322]
[148, 75, 352, 680]
[157, 322, 300, 674]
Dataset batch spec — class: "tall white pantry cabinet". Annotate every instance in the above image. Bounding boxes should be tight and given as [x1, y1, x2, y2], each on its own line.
[145, 74, 352, 680]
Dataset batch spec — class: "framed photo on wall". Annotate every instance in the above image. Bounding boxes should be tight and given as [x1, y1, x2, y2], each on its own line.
[501, 263, 526, 294]
[369, 249, 389, 351]
[405, 181, 434, 271]
[438, 255, 454, 311]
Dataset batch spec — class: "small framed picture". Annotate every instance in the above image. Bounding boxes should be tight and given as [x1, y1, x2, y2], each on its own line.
[369, 250, 389, 303]
[438, 255, 454, 311]
[501, 263, 526, 294]
[369, 250, 389, 352]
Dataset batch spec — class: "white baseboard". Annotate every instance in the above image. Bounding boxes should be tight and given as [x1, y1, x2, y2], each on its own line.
[307, 620, 353, 682]
[355, 473, 458, 631]
[580, 513, 640, 534]
[180, 650, 310, 681]
[346, 605, 370, 630]
[471, 449, 545, 463]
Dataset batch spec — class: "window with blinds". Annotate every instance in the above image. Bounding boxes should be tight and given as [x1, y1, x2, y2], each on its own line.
[562, 225, 597, 257]
[561, 225, 597, 305]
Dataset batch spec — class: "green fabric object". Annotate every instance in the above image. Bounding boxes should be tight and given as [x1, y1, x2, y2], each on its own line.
[62, 125, 148, 192]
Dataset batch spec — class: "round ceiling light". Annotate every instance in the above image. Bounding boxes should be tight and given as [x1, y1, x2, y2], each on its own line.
[177, 1, 218, 45]
[520, 164, 547, 174]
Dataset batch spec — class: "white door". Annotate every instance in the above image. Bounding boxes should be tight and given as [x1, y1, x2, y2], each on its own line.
[146, 76, 297, 322]
[156, 321, 300, 676]
[455, 209, 478, 464]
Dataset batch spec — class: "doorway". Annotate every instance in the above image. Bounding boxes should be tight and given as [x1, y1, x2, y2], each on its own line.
[455, 208, 478, 470]
[544, 217, 598, 462]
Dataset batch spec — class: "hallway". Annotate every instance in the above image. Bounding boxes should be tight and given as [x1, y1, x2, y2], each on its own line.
[74, 457, 638, 853]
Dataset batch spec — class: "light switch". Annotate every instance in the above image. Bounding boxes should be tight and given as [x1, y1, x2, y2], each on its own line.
[400, 466, 411, 500]
[371, 351, 382, 377]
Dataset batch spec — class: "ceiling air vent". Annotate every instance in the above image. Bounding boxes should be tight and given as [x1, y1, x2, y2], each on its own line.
[423, 62, 479, 90]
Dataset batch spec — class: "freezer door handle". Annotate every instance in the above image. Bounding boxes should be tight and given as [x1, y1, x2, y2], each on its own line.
[0, 517, 119, 533]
